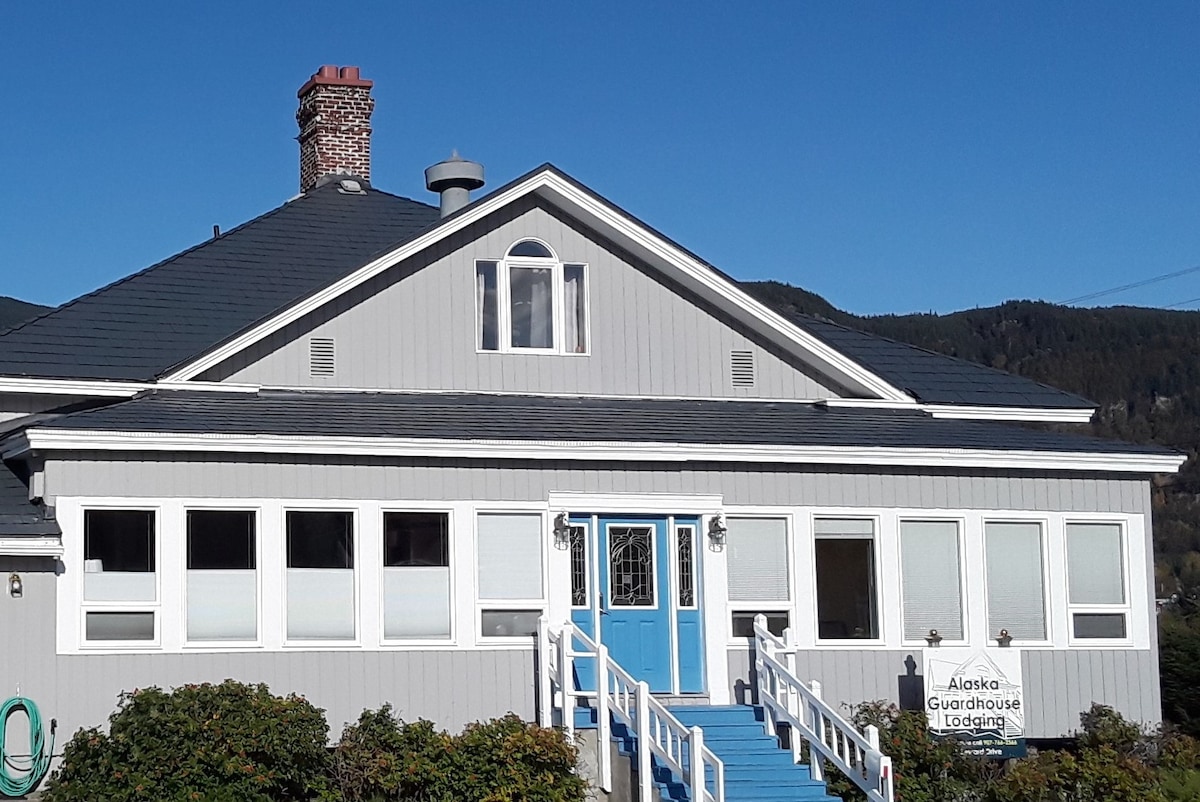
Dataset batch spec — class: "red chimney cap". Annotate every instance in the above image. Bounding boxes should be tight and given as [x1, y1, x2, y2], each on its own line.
[298, 64, 373, 97]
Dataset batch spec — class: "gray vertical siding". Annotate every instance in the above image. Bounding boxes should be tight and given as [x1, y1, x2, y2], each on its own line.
[200, 197, 842, 400]
[44, 454, 1151, 513]
[727, 647, 1160, 739]
[0, 393, 80, 424]
[0, 558, 534, 742]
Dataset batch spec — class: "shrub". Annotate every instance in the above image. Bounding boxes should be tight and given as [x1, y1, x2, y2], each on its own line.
[329, 709, 586, 802]
[42, 680, 331, 802]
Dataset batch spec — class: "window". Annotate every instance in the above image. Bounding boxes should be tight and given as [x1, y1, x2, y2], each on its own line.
[475, 241, 587, 354]
[286, 511, 355, 640]
[985, 522, 1047, 641]
[677, 524, 697, 608]
[727, 517, 789, 639]
[477, 513, 545, 637]
[1067, 522, 1128, 640]
[186, 510, 257, 641]
[383, 512, 451, 639]
[731, 611, 788, 638]
[83, 509, 156, 642]
[814, 518, 878, 640]
[900, 520, 963, 641]
[569, 524, 588, 608]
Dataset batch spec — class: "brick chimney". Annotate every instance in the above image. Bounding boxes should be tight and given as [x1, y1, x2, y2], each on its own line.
[296, 65, 374, 192]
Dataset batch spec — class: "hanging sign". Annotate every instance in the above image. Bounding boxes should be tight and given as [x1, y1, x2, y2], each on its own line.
[923, 648, 1027, 759]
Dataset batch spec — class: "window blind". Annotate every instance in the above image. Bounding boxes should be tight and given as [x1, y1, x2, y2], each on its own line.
[727, 518, 789, 602]
[985, 522, 1047, 641]
[477, 514, 544, 600]
[1067, 523, 1125, 604]
[900, 520, 963, 640]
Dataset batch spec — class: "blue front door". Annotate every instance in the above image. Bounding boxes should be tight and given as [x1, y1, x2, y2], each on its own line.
[598, 516, 673, 692]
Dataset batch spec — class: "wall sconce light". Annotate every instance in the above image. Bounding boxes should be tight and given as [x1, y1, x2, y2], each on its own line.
[552, 511, 572, 550]
[995, 629, 1013, 647]
[707, 513, 727, 548]
[7, 573, 22, 599]
[925, 629, 942, 646]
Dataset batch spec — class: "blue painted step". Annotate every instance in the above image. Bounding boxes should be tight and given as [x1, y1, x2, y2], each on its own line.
[594, 704, 840, 802]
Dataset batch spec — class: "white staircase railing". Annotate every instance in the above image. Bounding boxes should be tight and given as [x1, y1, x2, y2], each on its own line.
[753, 615, 895, 802]
[538, 618, 725, 802]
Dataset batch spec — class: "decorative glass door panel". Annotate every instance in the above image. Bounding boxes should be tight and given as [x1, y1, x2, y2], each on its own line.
[608, 526, 656, 607]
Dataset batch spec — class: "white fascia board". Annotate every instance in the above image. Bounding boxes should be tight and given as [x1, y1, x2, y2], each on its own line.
[0, 536, 63, 557]
[0, 377, 260, 398]
[159, 170, 910, 402]
[16, 428, 1187, 475]
[924, 404, 1096, 424]
[821, 398, 1096, 424]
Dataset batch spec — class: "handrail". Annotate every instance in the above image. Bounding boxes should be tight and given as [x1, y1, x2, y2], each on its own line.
[539, 618, 725, 802]
[752, 615, 894, 802]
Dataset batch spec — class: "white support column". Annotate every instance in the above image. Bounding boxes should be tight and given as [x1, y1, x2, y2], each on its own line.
[536, 617, 552, 728]
[597, 642, 613, 792]
[809, 679, 825, 782]
[701, 515, 730, 704]
[688, 726, 706, 802]
[636, 681, 653, 802]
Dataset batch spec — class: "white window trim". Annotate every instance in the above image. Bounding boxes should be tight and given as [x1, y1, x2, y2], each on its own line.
[811, 512, 887, 648]
[181, 503, 264, 650]
[1064, 518, 1135, 647]
[897, 516, 969, 648]
[281, 504, 362, 648]
[980, 517, 1054, 647]
[724, 512, 798, 646]
[473, 508, 550, 644]
[475, 239, 590, 356]
[78, 503, 162, 649]
[379, 505, 458, 646]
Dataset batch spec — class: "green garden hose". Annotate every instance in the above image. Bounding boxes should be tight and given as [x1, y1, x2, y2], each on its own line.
[0, 696, 55, 798]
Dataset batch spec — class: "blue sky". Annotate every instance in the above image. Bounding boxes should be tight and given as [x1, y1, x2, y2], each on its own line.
[2, 2, 1198, 315]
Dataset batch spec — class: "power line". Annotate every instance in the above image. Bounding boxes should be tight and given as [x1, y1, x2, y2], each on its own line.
[1059, 263, 1200, 305]
[1165, 296, 1200, 309]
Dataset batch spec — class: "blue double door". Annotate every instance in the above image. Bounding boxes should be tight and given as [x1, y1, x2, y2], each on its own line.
[570, 515, 704, 694]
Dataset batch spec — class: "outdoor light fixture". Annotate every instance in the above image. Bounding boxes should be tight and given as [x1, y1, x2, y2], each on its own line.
[925, 629, 942, 646]
[995, 629, 1013, 647]
[707, 513, 727, 548]
[552, 511, 572, 550]
[7, 573, 22, 599]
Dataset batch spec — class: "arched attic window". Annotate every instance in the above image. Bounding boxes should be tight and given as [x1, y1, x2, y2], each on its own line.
[476, 239, 588, 354]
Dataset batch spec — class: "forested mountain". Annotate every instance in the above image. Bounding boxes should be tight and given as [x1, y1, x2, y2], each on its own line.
[0, 296, 49, 331]
[742, 280, 1200, 595]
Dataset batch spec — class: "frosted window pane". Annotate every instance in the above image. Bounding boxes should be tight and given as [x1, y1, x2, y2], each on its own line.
[481, 609, 542, 637]
[476, 261, 499, 351]
[287, 569, 355, 639]
[84, 572, 156, 602]
[727, 518, 789, 602]
[564, 264, 586, 353]
[187, 570, 257, 640]
[900, 521, 963, 640]
[477, 514, 543, 600]
[86, 612, 154, 641]
[985, 522, 1047, 641]
[383, 567, 450, 638]
[1067, 523, 1125, 604]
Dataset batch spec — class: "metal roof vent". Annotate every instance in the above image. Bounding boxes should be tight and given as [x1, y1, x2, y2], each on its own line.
[730, 350, 755, 387]
[309, 337, 336, 377]
[337, 178, 365, 194]
[425, 150, 485, 217]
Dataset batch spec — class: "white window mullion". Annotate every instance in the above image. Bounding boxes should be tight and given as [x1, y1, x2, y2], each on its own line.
[260, 503, 284, 648]
[160, 499, 185, 651]
[357, 501, 382, 646]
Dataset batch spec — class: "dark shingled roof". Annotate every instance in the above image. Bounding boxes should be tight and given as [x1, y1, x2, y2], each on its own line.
[791, 316, 1094, 409]
[42, 391, 1169, 456]
[0, 182, 439, 381]
[0, 463, 60, 537]
[0, 163, 1093, 411]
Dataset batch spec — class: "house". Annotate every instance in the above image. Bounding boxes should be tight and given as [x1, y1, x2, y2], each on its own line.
[0, 65, 1183, 771]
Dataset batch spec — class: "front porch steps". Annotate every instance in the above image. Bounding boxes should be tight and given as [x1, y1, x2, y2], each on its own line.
[579, 704, 841, 802]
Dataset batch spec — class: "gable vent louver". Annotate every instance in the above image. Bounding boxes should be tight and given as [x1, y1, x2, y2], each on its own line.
[309, 337, 336, 377]
[730, 350, 755, 387]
